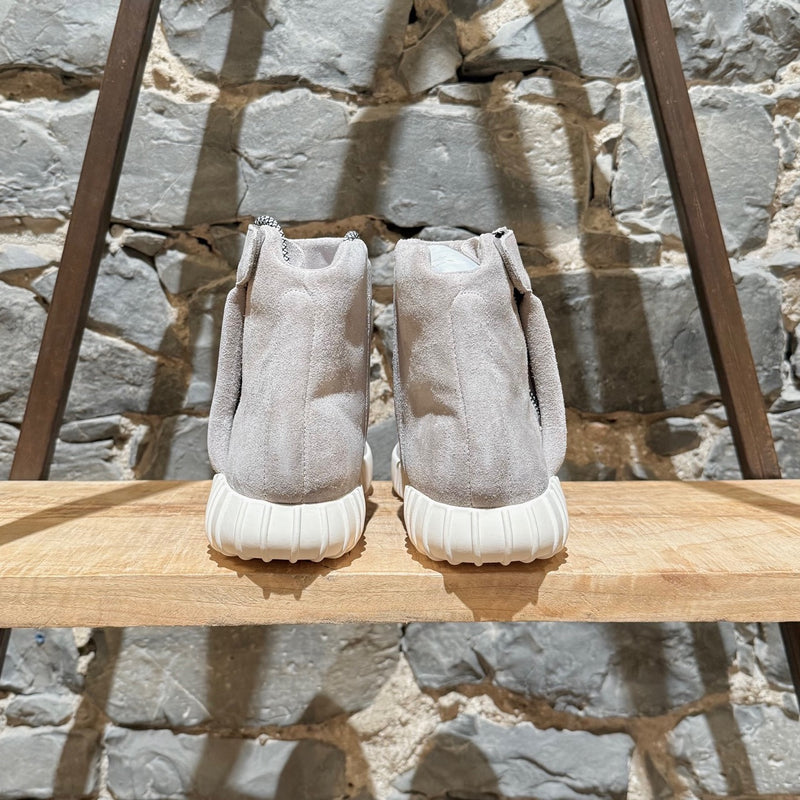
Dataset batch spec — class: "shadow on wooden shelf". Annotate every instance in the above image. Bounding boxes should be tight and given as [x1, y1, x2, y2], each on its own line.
[684, 479, 800, 518]
[402, 538, 569, 622]
[3, 479, 800, 628]
[0, 481, 176, 547]
[207, 529, 371, 602]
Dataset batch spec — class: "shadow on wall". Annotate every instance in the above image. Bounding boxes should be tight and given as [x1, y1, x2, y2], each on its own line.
[145, 0, 274, 478]
[61, 1, 755, 798]
[403, 732, 500, 799]
[514, 0, 662, 433]
[148, 0, 670, 477]
[329, 0, 668, 475]
[608, 622, 757, 794]
[58, 624, 397, 798]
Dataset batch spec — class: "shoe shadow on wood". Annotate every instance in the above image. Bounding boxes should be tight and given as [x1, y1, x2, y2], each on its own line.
[397, 504, 568, 621]
[206, 499, 377, 599]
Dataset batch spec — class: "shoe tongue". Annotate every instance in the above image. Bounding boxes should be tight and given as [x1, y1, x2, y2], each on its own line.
[492, 228, 531, 293]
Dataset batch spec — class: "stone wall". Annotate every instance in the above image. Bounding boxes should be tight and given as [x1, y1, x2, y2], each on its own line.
[1, 0, 800, 796]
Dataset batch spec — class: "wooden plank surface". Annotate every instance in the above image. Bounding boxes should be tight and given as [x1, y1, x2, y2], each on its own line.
[1, 480, 800, 627]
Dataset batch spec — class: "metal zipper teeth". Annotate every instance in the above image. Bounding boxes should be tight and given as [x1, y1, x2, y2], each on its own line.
[492, 227, 542, 421]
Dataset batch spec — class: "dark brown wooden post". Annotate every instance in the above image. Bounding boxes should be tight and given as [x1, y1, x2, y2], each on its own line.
[9, 0, 161, 481]
[1, 0, 160, 675]
[0, 629, 9, 675]
[624, 0, 800, 702]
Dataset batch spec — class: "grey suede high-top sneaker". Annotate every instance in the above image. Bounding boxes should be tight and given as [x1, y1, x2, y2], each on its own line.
[205, 218, 372, 562]
[391, 227, 568, 565]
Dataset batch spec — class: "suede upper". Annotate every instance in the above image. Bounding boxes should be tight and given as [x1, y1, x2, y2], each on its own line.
[208, 224, 371, 504]
[393, 230, 566, 508]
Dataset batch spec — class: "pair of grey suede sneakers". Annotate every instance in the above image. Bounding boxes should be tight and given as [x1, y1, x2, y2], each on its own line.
[205, 217, 569, 566]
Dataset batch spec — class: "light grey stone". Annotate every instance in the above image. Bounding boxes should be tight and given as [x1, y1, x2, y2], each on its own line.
[416, 225, 476, 241]
[9, 89, 588, 245]
[735, 623, 794, 691]
[744, 249, 800, 278]
[0, 727, 98, 800]
[335, 96, 589, 247]
[145, 415, 212, 480]
[210, 225, 246, 268]
[537, 265, 783, 413]
[558, 460, 616, 481]
[0, 628, 82, 695]
[374, 302, 396, 364]
[448, 0, 495, 18]
[119, 229, 168, 257]
[0, 92, 94, 219]
[160, 0, 412, 92]
[87, 624, 400, 728]
[237, 89, 587, 246]
[613, 83, 778, 254]
[155, 242, 231, 294]
[704, 408, 800, 478]
[400, 14, 461, 95]
[1, 628, 80, 723]
[32, 248, 177, 354]
[59, 415, 123, 443]
[437, 82, 492, 105]
[0, 1, 117, 75]
[777, 116, 800, 168]
[403, 622, 736, 717]
[582, 231, 662, 268]
[514, 74, 619, 121]
[770, 380, 800, 413]
[449, 0, 496, 19]
[704, 404, 728, 425]
[232, 89, 352, 226]
[0, 282, 46, 423]
[670, 704, 800, 795]
[463, 0, 636, 79]
[66, 328, 174, 421]
[6, 692, 76, 726]
[0, 423, 18, 479]
[115, 91, 240, 227]
[368, 417, 398, 481]
[646, 417, 702, 456]
[0, 244, 51, 275]
[462, 0, 800, 83]
[105, 727, 346, 800]
[49, 438, 125, 480]
[370, 250, 395, 287]
[670, 0, 800, 83]
[391, 715, 633, 800]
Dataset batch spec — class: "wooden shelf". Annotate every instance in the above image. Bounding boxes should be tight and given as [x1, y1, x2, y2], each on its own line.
[1, 479, 800, 627]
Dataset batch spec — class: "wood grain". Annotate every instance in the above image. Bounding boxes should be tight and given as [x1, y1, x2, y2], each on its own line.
[2, 480, 800, 627]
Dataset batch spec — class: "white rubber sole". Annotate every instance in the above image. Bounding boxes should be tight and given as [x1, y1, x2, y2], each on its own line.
[391, 445, 568, 566]
[206, 445, 373, 563]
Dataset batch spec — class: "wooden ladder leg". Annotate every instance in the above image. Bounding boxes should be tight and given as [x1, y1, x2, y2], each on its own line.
[623, 0, 800, 704]
[1, 0, 160, 675]
[0, 629, 9, 675]
[9, 0, 160, 482]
